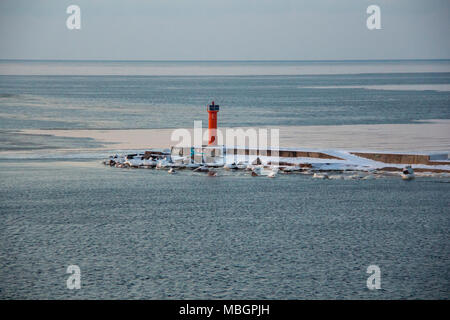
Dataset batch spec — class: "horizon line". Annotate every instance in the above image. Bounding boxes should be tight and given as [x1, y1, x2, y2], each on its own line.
[1, 58, 450, 63]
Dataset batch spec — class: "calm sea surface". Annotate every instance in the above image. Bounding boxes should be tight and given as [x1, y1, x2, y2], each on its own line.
[0, 60, 449, 299]
[0, 161, 449, 299]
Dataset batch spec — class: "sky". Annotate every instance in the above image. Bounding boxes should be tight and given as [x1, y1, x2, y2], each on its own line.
[0, 0, 449, 60]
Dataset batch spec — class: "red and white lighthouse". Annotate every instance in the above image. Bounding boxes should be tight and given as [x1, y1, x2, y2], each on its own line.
[207, 101, 219, 145]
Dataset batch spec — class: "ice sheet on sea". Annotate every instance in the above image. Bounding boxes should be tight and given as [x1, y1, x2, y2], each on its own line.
[0, 150, 115, 160]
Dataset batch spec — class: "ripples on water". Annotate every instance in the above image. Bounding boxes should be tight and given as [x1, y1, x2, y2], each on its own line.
[1, 61, 449, 152]
[0, 71, 449, 132]
[0, 61, 449, 299]
[0, 161, 448, 299]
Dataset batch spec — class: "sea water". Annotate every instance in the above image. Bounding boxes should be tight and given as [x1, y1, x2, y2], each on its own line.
[0, 60, 449, 299]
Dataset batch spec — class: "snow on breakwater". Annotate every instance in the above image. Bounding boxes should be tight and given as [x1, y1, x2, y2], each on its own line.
[103, 146, 450, 179]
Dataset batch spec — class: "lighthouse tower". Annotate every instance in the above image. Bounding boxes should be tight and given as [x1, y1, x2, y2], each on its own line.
[207, 101, 219, 145]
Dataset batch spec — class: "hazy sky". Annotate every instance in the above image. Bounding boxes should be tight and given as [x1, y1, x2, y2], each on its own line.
[0, 0, 449, 60]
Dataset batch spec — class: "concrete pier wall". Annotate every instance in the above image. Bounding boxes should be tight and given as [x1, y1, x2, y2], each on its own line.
[170, 146, 449, 165]
[351, 152, 449, 165]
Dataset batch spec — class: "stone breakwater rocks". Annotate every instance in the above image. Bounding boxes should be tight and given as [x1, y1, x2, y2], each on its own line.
[103, 149, 450, 179]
